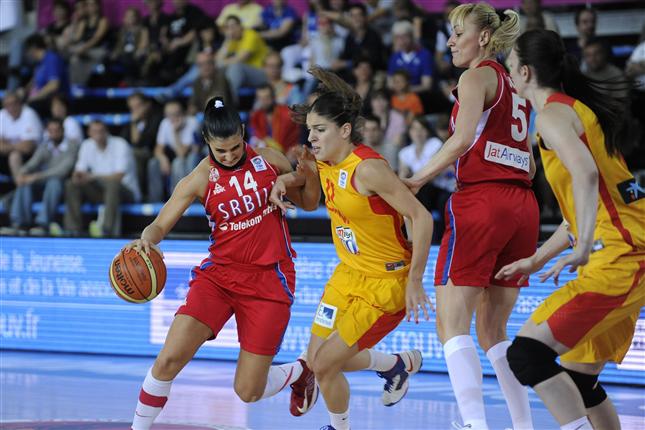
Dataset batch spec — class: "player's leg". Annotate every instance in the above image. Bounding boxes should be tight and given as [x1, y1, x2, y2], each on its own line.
[131, 315, 214, 430]
[310, 331, 361, 430]
[476, 286, 533, 430]
[437, 281, 487, 430]
[561, 361, 620, 430]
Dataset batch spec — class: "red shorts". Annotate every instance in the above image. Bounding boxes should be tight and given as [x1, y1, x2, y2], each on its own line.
[435, 183, 539, 287]
[176, 259, 295, 356]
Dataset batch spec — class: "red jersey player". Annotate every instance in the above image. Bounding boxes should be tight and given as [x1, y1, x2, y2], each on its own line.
[125, 97, 320, 430]
[404, 3, 539, 430]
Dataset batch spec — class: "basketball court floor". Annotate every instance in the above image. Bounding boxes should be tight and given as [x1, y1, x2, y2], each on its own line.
[1, 350, 643, 429]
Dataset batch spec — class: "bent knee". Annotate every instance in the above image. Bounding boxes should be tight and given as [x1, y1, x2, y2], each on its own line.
[153, 354, 187, 379]
[477, 330, 506, 352]
[507, 336, 562, 387]
[233, 380, 264, 403]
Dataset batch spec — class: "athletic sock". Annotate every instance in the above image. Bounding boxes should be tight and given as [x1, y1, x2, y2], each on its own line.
[131, 368, 173, 430]
[486, 340, 533, 430]
[261, 360, 304, 399]
[560, 416, 593, 430]
[367, 349, 399, 372]
[444, 335, 488, 430]
[329, 408, 350, 430]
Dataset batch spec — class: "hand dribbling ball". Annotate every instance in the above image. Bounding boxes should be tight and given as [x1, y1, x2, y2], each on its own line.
[109, 247, 167, 303]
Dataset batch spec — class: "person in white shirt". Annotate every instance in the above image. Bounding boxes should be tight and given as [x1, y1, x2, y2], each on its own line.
[64, 120, 141, 237]
[147, 100, 200, 202]
[0, 92, 43, 183]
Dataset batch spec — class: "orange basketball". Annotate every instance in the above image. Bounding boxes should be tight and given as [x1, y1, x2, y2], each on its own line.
[109, 247, 167, 303]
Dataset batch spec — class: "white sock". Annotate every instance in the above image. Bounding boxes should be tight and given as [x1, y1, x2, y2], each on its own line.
[261, 360, 304, 399]
[131, 368, 173, 430]
[329, 408, 350, 430]
[444, 335, 488, 430]
[367, 349, 398, 372]
[560, 416, 593, 430]
[486, 341, 533, 430]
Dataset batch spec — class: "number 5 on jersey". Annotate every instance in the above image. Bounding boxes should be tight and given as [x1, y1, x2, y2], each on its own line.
[511, 93, 528, 142]
[230, 171, 258, 197]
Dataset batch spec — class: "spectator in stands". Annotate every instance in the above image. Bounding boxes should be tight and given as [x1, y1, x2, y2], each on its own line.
[564, 7, 596, 65]
[216, 0, 263, 30]
[147, 100, 200, 202]
[0, 92, 43, 185]
[362, 113, 398, 170]
[67, 0, 109, 85]
[583, 37, 629, 98]
[304, 15, 344, 94]
[249, 84, 300, 161]
[110, 7, 149, 86]
[364, 0, 394, 47]
[141, 0, 169, 84]
[44, 0, 73, 51]
[388, 20, 434, 95]
[519, 0, 559, 34]
[49, 94, 83, 144]
[263, 51, 303, 105]
[335, 3, 387, 75]
[626, 25, 645, 163]
[121, 93, 163, 200]
[160, 0, 204, 84]
[64, 120, 140, 237]
[189, 52, 232, 114]
[7, 118, 78, 236]
[216, 14, 268, 105]
[434, 1, 458, 78]
[23, 33, 70, 117]
[369, 89, 406, 171]
[392, 0, 437, 53]
[352, 57, 375, 114]
[390, 69, 424, 124]
[259, 0, 299, 52]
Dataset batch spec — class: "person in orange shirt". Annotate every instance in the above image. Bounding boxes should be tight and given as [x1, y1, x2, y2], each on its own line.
[390, 70, 424, 124]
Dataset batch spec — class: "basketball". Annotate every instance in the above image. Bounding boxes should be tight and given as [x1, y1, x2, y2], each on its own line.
[109, 247, 167, 303]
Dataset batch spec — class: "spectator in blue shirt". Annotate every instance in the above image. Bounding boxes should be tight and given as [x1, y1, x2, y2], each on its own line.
[387, 20, 434, 95]
[259, 0, 299, 51]
[24, 33, 70, 117]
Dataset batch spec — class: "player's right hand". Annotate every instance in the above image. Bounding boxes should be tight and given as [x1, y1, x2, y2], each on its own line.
[401, 178, 422, 195]
[495, 255, 540, 286]
[124, 238, 163, 257]
[269, 178, 295, 214]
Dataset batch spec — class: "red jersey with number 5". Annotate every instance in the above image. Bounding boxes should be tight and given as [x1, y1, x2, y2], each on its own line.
[449, 60, 532, 188]
[202, 145, 295, 266]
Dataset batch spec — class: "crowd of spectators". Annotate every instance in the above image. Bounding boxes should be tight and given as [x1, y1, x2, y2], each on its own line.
[0, 0, 643, 237]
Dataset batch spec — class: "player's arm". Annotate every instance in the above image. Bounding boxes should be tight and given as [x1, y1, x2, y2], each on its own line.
[261, 147, 321, 211]
[528, 144, 537, 180]
[128, 159, 209, 254]
[355, 159, 434, 322]
[407, 67, 489, 188]
[538, 105, 598, 259]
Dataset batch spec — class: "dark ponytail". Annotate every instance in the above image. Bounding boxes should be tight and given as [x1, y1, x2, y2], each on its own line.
[291, 66, 364, 144]
[202, 97, 242, 141]
[516, 29, 630, 157]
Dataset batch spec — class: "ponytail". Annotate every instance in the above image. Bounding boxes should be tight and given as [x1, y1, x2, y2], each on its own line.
[516, 30, 630, 157]
[202, 96, 242, 141]
[449, 3, 520, 57]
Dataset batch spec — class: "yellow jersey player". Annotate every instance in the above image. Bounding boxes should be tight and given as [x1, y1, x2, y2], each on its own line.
[498, 29, 644, 430]
[271, 66, 434, 430]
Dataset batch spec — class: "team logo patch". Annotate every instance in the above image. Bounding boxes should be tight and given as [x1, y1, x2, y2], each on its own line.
[338, 169, 348, 189]
[251, 155, 267, 172]
[213, 183, 226, 195]
[314, 301, 338, 329]
[385, 260, 406, 272]
[484, 141, 530, 172]
[335, 226, 359, 254]
[617, 178, 644, 204]
[209, 167, 220, 182]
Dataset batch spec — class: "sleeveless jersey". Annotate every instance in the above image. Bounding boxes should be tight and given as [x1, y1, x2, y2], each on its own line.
[203, 145, 295, 266]
[317, 145, 411, 277]
[538, 93, 645, 259]
[449, 60, 532, 188]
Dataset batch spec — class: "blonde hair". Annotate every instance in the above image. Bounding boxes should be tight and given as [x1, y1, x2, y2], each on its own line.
[449, 2, 520, 56]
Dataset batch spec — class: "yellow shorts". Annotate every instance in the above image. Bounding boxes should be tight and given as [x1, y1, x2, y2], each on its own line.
[311, 263, 407, 350]
[531, 255, 645, 363]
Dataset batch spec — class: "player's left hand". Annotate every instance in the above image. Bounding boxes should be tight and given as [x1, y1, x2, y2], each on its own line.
[539, 249, 589, 286]
[405, 280, 433, 324]
[269, 177, 295, 214]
